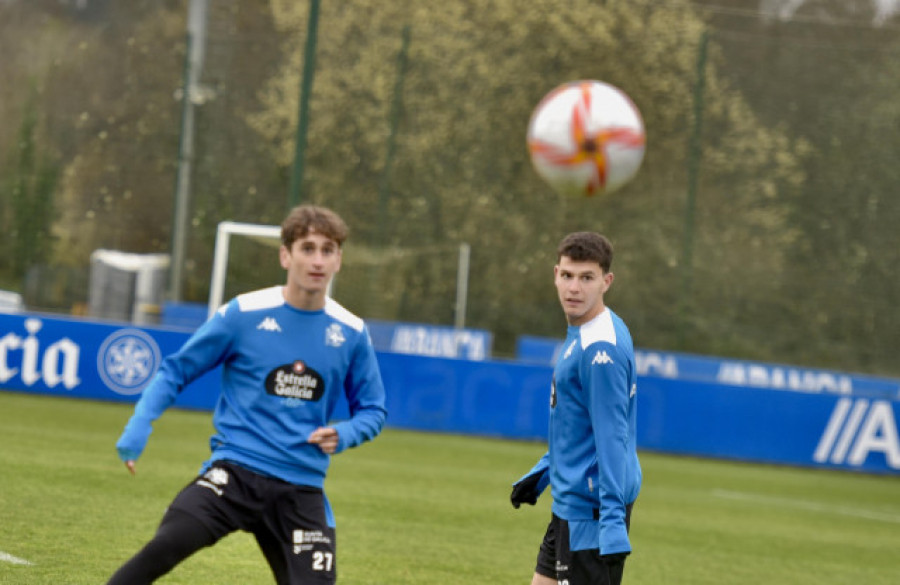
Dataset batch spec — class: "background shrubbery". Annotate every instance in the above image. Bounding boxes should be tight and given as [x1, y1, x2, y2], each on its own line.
[1, 0, 899, 375]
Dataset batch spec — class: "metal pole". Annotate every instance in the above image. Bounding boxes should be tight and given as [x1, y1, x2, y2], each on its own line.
[377, 25, 411, 244]
[170, 0, 208, 301]
[678, 29, 708, 348]
[288, 0, 322, 208]
[454, 243, 470, 330]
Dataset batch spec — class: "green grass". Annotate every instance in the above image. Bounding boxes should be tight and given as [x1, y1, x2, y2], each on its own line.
[1, 391, 898, 584]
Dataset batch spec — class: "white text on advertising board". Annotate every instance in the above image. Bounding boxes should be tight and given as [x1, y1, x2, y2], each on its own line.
[814, 398, 900, 469]
[0, 317, 81, 390]
[390, 326, 487, 360]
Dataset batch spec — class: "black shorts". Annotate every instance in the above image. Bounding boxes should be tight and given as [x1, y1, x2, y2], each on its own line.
[535, 504, 633, 585]
[170, 461, 336, 584]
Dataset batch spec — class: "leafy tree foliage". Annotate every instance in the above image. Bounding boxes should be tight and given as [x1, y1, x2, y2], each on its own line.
[252, 0, 804, 352]
[1, 0, 898, 375]
[0, 86, 58, 280]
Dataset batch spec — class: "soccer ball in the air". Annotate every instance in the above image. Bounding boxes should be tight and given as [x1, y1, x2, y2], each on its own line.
[527, 80, 646, 198]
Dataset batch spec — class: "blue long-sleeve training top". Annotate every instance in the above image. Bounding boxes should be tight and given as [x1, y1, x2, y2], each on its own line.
[548, 307, 641, 555]
[116, 286, 387, 488]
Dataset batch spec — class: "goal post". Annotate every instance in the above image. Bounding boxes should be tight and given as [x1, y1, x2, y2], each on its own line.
[208, 221, 281, 317]
[207, 221, 471, 328]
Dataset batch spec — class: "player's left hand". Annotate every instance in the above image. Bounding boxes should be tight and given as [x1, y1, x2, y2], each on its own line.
[599, 552, 628, 583]
[510, 467, 549, 508]
[308, 427, 339, 454]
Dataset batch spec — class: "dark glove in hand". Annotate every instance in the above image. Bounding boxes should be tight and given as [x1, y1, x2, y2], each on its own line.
[510, 471, 543, 509]
[600, 551, 628, 583]
[600, 552, 629, 564]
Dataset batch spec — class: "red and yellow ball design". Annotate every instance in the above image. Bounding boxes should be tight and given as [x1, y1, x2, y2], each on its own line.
[527, 80, 646, 198]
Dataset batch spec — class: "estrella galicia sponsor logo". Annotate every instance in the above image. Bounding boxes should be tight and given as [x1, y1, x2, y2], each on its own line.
[97, 328, 161, 396]
[265, 360, 324, 401]
[814, 398, 900, 470]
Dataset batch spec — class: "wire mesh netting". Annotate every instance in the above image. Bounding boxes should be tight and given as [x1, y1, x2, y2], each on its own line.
[1, 0, 899, 375]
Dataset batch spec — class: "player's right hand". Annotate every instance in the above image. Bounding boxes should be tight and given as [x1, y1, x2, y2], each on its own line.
[124, 460, 136, 475]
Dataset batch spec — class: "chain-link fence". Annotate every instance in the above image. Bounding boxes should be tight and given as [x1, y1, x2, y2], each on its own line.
[1, 0, 899, 375]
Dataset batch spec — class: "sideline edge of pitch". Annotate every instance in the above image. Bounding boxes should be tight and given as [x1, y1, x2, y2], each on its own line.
[712, 489, 900, 524]
[0, 550, 33, 566]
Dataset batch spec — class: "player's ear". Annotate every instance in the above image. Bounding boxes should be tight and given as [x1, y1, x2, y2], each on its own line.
[279, 245, 291, 270]
[603, 271, 614, 291]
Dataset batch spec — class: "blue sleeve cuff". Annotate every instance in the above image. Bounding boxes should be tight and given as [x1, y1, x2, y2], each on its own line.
[116, 447, 141, 462]
[115, 416, 153, 462]
[600, 524, 631, 555]
[514, 453, 550, 486]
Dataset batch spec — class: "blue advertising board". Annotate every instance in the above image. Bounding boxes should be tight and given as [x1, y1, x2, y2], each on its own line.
[377, 352, 550, 439]
[0, 312, 220, 410]
[636, 377, 900, 474]
[366, 319, 492, 360]
[517, 335, 900, 400]
[2, 312, 899, 474]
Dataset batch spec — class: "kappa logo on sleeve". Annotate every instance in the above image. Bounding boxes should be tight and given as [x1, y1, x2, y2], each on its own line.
[591, 350, 614, 366]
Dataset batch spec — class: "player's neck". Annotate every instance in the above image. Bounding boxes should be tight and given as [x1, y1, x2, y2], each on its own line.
[282, 285, 327, 311]
[567, 304, 606, 327]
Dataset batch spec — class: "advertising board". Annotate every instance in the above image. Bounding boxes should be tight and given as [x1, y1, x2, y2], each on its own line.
[2, 313, 898, 474]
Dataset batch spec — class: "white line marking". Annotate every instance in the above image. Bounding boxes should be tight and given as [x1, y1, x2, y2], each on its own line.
[0, 550, 33, 565]
[712, 489, 900, 524]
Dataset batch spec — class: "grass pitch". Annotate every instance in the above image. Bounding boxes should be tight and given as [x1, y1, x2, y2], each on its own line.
[0, 391, 898, 584]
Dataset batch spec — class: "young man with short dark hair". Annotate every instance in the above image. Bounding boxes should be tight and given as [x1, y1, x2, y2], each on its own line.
[511, 231, 642, 585]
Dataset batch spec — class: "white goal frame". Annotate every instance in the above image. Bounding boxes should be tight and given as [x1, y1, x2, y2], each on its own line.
[208, 221, 471, 328]
[208, 221, 282, 317]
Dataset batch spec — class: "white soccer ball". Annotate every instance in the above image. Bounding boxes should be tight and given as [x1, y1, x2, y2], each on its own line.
[527, 80, 646, 198]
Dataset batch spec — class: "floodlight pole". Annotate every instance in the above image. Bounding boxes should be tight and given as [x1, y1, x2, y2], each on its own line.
[288, 0, 322, 208]
[377, 25, 411, 245]
[170, 0, 208, 302]
[677, 29, 708, 348]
